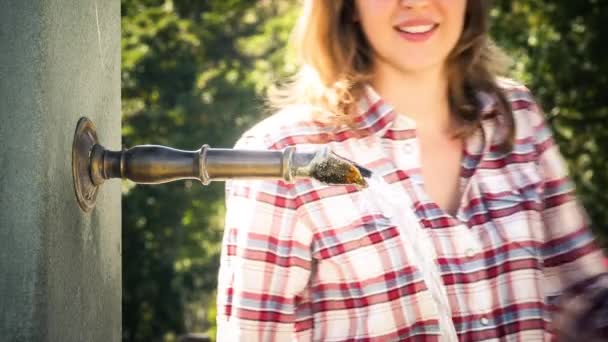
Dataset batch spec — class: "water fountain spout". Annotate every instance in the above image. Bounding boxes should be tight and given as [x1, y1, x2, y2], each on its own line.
[72, 117, 370, 212]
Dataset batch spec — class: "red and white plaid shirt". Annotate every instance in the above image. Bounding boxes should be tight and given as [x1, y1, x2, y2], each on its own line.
[216, 79, 607, 341]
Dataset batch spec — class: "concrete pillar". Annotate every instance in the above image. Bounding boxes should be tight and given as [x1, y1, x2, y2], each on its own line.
[0, 1, 121, 341]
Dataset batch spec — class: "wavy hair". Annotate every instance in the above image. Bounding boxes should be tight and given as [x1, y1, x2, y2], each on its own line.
[270, 0, 514, 150]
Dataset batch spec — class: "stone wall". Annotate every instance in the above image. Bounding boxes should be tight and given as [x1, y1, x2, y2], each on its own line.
[0, 1, 121, 341]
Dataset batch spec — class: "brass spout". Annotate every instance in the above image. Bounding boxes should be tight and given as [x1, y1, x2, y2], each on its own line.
[72, 117, 370, 212]
[88, 144, 316, 186]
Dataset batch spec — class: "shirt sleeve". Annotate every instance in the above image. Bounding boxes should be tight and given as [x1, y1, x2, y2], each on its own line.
[528, 98, 608, 299]
[216, 135, 313, 341]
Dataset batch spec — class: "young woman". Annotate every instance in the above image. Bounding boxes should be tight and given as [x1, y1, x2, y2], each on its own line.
[217, 0, 608, 340]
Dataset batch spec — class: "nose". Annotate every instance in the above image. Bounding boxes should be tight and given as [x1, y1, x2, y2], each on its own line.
[399, 0, 431, 9]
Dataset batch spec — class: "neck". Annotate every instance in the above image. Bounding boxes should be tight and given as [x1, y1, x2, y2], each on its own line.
[370, 62, 452, 134]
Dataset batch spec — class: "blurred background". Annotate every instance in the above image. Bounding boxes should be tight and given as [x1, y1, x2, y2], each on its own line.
[120, 1, 608, 341]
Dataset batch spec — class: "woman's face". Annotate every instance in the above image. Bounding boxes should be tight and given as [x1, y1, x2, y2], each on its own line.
[354, 0, 467, 75]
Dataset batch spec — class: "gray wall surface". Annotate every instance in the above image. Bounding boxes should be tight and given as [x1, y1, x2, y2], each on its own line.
[0, 1, 121, 341]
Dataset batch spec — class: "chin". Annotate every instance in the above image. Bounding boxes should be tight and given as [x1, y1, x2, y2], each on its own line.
[395, 59, 446, 75]
[384, 48, 449, 74]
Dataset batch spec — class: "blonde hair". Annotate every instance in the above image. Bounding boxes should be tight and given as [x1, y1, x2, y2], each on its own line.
[270, 0, 515, 149]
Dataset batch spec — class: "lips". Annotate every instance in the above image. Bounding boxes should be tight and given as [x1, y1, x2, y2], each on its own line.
[394, 19, 439, 42]
[396, 24, 436, 34]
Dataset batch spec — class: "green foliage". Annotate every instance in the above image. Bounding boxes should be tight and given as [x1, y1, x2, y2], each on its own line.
[121, 1, 295, 341]
[492, 1, 608, 246]
[121, 1, 608, 341]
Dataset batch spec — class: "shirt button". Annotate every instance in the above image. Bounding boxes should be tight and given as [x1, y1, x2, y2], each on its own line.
[465, 248, 476, 258]
[402, 143, 413, 153]
[480, 316, 490, 326]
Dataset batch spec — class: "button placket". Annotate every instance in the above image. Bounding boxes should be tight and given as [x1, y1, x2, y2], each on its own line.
[460, 226, 481, 259]
[402, 141, 413, 154]
[465, 248, 476, 258]
[457, 227, 494, 319]
[396, 139, 419, 173]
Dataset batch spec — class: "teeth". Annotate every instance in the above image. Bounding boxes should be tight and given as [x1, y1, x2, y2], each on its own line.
[398, 25, 435, 34]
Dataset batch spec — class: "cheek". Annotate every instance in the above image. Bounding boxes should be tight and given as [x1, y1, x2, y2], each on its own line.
[443, 0, 467, 28]
[355, 12, 392, 46]
[439, 0, 467, 41]
[355, 0, 393, 28]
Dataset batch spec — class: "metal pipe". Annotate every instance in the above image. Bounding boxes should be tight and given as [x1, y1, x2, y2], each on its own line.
[89, 144, 319, 186]
[72, 117, 370, 212]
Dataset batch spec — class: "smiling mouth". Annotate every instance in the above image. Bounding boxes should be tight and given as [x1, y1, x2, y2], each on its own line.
[395, 24, 438, 34]
[394, 23, 438, 42]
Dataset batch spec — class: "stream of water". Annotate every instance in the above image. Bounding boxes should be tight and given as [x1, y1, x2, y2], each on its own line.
[361, 175, 459, 341]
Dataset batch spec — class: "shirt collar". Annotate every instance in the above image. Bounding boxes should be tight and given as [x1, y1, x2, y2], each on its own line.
[351, 85, 397, 138]
[353, 84, 500, 143]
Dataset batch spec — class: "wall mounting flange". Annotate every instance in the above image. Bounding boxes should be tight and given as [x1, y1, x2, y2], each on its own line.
[72, 117, 100, 212]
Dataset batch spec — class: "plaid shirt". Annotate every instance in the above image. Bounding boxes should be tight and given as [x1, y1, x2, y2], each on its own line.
[216, 79, 607, 341]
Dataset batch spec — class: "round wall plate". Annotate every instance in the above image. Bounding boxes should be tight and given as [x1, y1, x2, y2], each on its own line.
[72, 117, 99, 212]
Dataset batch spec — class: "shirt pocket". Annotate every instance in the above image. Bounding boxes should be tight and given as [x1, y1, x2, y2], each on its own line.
[478, 163, 546, 257]
[310, 198, 442, 338]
